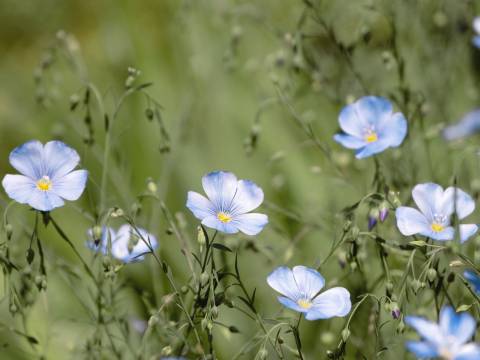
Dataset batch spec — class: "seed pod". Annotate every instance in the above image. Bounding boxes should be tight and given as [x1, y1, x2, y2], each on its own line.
[427, 268, 437, 282]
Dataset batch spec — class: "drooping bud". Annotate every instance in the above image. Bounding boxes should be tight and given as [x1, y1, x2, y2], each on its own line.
[379, 201, 389, 222]
[341, 328, 350, 342]
[197, 226, 206, 248]
[368, 208, 379, 231]
[390, 302, 401, 319]
[427, 268, 437, 282]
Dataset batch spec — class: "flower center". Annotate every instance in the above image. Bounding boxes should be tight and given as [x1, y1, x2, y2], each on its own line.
[297, 299, 312, 309]
[439, 347, 453, 360]
[431, 223, 444, 232]
[36, 176, 52, 191]
[217, 212, 232, 223]
[364, 131, 378, 143]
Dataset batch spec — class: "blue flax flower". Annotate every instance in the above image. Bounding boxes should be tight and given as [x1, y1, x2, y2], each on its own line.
[2, 140, 88, 212]
[186, 171, 268, 235]
[333, 96, 407, 159]
[473, 17, 480, 48]
[405, 306, 480, 359]
[88, 225, 158, 263]
[396, 183, 478, 242]
[464, 270, 480, 294]
[443, 109, 480, 141]
[267, 266, 351, 320]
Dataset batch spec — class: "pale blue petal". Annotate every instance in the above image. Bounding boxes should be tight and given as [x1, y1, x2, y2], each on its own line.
[307, 287, 351, 320]
[440, 306, 476, 345]
[201, 171, 238, 212]
[230, 179, 264, 215]
[463, 270, 480, 294]
[52, 170, 88, 201]
[395, 207, 430, 236]
[333, 134, 366, 149]
[338, 101, 370, 138]
[86, 226, 116, 254]
[405, 341, 438, 358]
[231, 213, 268, 235]
[277, 296, 307, 313]
[443, 109, 480, 141]
[27, 189, 65, 211]
[9, 140, 44, 179]
[112, 225, 158, 263]
[474, 17, 480, 34]
[472, 36, 480, 49]
[43, 141, 81, 180]
[201, 215, 239, 234]
[354, 96, 393, 127]
[454, 343, 480, 360]
[460, 224, 478, 243]
[186, 191, 216, 220]
[405, 316, 443, 346]
[266, 266, 300, 301]
[354, 140, 391, 159]
[292, 266, 325, 299]
[424, 226, 455, 241]
[2, 174, 36, 204]
[377, 112, 407, 147]
[412, 183, 444, 221]
[441, 187, 475, 219]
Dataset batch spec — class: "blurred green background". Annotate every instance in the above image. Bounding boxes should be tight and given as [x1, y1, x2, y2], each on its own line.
[1, 0, 480, 359]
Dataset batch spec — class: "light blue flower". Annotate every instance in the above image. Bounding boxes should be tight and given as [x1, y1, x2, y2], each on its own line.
[87, 225, 158, 263]
[2, 140, 88, 212]
[266, 265, 351, 320]
[473, 17, 480, 48]
[405, 306, 480, 360]
[443, 109, 480, 141]
[396, 183, 478, 242]
[333, 96, 407, 159]
[186, 171, 268, 235]
[464, 270, 480, 294]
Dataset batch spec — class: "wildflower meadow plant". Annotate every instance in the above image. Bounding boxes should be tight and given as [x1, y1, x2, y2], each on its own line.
[395, 183, 478, 242]
[2, 140, 88, 211]
[186, 171, 268, 235]
[405, 306, 480, 359]
[333, 96, 408, 159]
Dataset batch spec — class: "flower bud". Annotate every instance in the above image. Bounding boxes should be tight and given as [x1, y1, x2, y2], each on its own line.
[386, 280, 394, 293]
[148, 315, 159, 327]
[200, 272, 209, 285]
[389, 190, 401, 207]
[390, 302, 401, 319]
[379, 201, 389, 222]
[197, 226, 206, 247]
[341, 328, 350, 342]
[427, 268, 437, 282]
[411, 279, 422, 293]
[161, 345, 172, 356]
[5, 223, 13, 240]
[396, 318, 405, 333]
[147, 179, 157, 194]
[368, 208, 379, 231]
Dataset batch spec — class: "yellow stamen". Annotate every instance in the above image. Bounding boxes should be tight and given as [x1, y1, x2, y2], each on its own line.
[36, 176, 52, 191]
[297, 299, 312, 309]
[217, 212, 232, 223]
[431, 223, 444, 232]
[365, 132, 378, 143]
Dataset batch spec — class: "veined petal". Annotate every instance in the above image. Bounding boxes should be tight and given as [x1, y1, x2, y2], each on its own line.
[440, 306, 476, 345]
[412, 183, 444, 221]
[405, 316, 443, 346]
[355, 140, 391, 159]
[43, 141, 81, 180]
[277, 296, 307, 313]
[395, 207, 430, 236]
[2, 174, 36, 204]
[333, 134, 366, 149]
[405, 341, 438, 358]
[52, 170, 88, 201]
[9, 140, 44, 179]
[231, 213, 268, 235]
[441, 187, 475, 219]
[266, 266, 300, 301]
[292, 266, 325, 299]
[354, 96, 393, 127]
[201, 215, 239, 234]
[201, 171, 238, 212]
[27, 189, 65, 211]
[186, 191, 216, 220]
[460, 224, 478, 243]
[377, 112, 407, 147]
[306, 287, 351, 320]
[454, 343, 480, 360]
[230, 179, 264, 214]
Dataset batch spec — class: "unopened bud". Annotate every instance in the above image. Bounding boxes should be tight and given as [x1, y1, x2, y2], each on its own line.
[197, 226, 206, 247]
[427, 268, 437, 282]
[5, 223, 13, 239]
[147, 179, 157, 194]
[368, 208, 379, 231]
[148, 315, 159, 327]
[396, 319, 405, 333]
[200, 272, 209, 285]
[379, 201, 389, 222]
[341, 328, 350, 342]
[390, 302, 401, 319]
[160, 345, 172, 356]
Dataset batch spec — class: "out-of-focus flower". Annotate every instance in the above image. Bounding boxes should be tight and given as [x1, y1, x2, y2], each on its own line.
[333, 96, 407, 159]
[472, 17, 480, 48]
[443, 109, 480, 141]
[87, 225, 158, 263]
[266, 265, 351, 320]
[464, 270, 480, 294]
[2, 140, 88, 211]
[396, 183, 478, 242]
[405, 306, 480, 359]
[186, 171, 268, 235]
